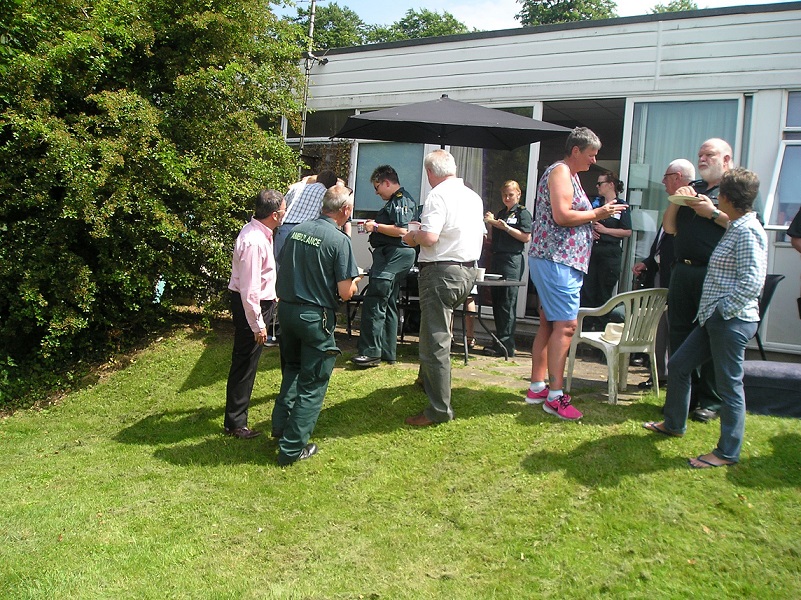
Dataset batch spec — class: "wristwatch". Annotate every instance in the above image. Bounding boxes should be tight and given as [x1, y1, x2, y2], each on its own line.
[709, 209, 721, 221]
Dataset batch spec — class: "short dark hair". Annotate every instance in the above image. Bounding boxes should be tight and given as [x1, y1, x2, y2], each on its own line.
[719, 167, 760, 213]
[316, 170, 338, 189]
[254, 189, 283, 219]
[371, 165, 399, 185]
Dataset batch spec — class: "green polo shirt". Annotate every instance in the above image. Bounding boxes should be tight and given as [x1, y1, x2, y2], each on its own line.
[277, 216, 359, 309]
[369, 187, 418, 248]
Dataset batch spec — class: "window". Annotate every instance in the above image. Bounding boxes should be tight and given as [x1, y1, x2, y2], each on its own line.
[765, 92, 801, 232]
[352, 142, 424, 218]
[286, 109, 355, 139]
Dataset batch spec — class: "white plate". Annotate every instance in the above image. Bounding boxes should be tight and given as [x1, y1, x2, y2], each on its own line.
[483, 274, 503, 280]
[668, 194, 697, 206]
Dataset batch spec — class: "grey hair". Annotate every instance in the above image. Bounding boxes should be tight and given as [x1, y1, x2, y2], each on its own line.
[668, 158, 696, 182]
[565, 127, 601, 155]
[424, 149, 457, 178]
[321, 183, 353, 214]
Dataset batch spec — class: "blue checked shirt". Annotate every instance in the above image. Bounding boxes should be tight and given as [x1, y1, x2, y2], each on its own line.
[697, 211, 767, 326]
[283, 182, 326, 225]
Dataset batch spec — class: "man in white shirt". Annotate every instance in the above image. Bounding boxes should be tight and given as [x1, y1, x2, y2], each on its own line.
[224, 189, 285, 439]
[402, 150, 485, 426]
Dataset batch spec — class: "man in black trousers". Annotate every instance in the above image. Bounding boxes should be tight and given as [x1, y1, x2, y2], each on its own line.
[223, 190, 285, 439]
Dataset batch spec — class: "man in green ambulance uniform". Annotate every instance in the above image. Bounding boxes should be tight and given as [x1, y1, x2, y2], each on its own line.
[272, 183, 363, 466]
[352, 165, 418, 368]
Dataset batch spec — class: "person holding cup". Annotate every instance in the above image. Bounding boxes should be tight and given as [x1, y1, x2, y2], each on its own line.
[351, 165, 419, 368]
[482, 180, 532, 357]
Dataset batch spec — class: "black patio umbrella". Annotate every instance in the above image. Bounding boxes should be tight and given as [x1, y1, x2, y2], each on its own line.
[332, 94, 570, 151]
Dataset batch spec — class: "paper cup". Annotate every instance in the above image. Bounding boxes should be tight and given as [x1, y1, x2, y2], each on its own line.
[476, 268, 486, 282]
[355, 220, 367, 234]
[407, 221, 421, 232]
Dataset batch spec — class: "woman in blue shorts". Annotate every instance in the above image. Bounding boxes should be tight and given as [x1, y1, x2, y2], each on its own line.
[525, 127, 627, 420]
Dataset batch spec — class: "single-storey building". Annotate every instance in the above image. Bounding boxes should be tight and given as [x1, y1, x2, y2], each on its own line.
[288, 1, 801, 355]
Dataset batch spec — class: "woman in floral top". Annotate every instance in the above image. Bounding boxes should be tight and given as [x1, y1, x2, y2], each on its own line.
[525, 127, 627, 421]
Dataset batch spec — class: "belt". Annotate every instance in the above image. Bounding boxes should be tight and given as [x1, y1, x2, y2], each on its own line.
[418, 260, 476, 270]
[676, 258, 707, 267]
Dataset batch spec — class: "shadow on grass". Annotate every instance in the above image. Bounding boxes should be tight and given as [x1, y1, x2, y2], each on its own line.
[729, 433, 801, 489]
[314, 384, 524, 440]
[113, 395, 282, 466]
[521, 433, 685, 487]
[176, 324, 283, 394]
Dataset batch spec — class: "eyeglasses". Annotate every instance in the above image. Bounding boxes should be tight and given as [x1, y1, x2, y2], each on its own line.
[596, 181, 608, 186]
[662, 171, 680, 179]
[274, 209, 286, 215]
[373, 182, 381, 192]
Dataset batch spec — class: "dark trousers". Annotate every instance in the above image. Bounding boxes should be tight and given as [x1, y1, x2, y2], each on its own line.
[358, 245, 416, 361]
[581, 242, 622, 309]
[225, 292, 275, 430]
[489, 252, 524, 355]
[272, 302, 339, 464]
[668, 262, 721, 412]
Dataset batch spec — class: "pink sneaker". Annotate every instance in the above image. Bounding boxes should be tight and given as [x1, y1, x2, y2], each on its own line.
[525, 387, 549, 405]
[543, 394, 583, 420]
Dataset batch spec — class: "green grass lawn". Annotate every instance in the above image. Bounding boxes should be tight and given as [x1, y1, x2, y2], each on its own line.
[2, 323, 800, 599]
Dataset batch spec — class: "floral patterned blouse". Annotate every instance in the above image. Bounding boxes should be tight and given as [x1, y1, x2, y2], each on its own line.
[528, 161, 593, 274]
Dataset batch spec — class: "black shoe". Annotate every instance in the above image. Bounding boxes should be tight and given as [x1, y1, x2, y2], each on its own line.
[224, 426, 262, 439]
[691, 408, 719, 423]
[638, 377, 654, 390]
[298, 443, 318, 460]
[481, 347, 505, 357]
[352, 355, 380, 368]
[278, 443, 318, 466]
[630, 355, 645, 367]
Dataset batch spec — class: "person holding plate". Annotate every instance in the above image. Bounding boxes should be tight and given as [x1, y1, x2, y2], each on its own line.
[644, 167, 767, 469]
[482, 180, 532, 357]
[662, 138, 732, 424]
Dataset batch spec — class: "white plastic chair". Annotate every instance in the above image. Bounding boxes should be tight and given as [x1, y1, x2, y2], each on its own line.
[567, 288, 668, 404]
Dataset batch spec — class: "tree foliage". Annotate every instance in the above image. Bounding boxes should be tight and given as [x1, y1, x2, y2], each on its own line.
[367, 9, 471, 44]
[650, 0, 700, 13]
[0, 0, 303, 371]
[292, 2, 369, 50]
[516, 0, 617, 26]
[288, 4, 472, 50]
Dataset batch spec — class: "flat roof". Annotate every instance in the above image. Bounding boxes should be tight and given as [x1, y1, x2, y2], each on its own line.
[324, 1, 801, 55]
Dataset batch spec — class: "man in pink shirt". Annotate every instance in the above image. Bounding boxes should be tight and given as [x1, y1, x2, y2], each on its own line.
[224, 190, 285, 439]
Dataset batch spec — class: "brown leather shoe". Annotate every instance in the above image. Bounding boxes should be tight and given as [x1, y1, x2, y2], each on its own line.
[405, 412, 437, 427]
[224, 426, 262, 439]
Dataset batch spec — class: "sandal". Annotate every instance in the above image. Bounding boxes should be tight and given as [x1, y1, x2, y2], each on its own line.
[467, 337, 476, 349]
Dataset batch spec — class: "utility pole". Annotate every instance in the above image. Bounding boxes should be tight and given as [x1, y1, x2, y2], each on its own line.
[298, 0, 317, 161]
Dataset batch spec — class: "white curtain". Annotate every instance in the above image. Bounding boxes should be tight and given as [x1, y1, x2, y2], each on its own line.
[451, 146, 484, 195]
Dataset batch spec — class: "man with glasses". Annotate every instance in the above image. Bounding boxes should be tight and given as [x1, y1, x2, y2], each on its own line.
[223, 190, 285, 439]
[663, 139, 733, 423]
[352, 165, 418, 368]
[631, 158, 693, 387]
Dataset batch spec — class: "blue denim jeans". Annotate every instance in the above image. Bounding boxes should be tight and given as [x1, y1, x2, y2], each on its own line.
[663, 309, 757, 462]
